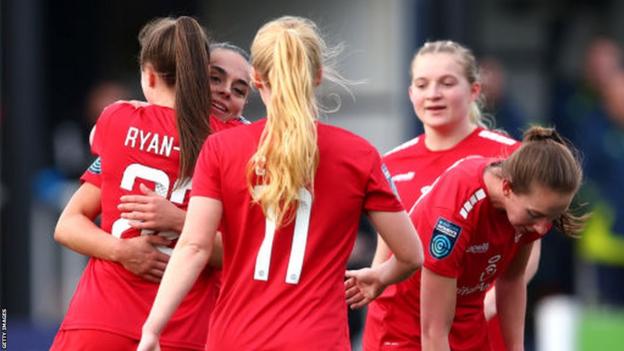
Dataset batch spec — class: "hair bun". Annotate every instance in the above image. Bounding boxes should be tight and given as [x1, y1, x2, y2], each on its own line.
[523, 126, 565, 144]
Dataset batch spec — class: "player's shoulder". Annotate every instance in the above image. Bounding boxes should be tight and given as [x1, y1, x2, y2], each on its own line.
[443, 156, 491, 181]
[383, 134, 423, 158]
[101, 100, 143, 115]
[316, 123, 385, 168]
[208, 117, 262, 144]
[98, 101, 167, 123]
[317, 122, 377, 149]
[429, 156, 490, 199]
[474, 128, 518, 147]
[414, 156, 491, 217]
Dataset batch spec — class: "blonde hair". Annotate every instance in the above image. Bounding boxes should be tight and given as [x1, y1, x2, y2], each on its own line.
[411, 40, 487, 127]
[248, 16, 324, 226]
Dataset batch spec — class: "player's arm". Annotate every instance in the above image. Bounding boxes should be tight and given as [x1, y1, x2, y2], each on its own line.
[484, 239, 541, 320]
[139, 196, 221, 351]
[371, 235, 392, 267]
[345, 210, 423, 308]
[524, 239, 541, 284]
[495, 241, 533, 351]
[54, 182, 171, 283]
[420, 268, 456, 351]
[118, 183, 223, 268]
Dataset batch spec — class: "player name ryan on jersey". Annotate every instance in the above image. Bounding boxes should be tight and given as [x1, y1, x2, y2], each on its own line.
[124, 126, 177, 157]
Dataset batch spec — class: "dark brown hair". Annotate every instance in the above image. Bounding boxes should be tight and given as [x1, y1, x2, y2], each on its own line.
[501, 126, 588, 237]
[138, 16, 211, 180]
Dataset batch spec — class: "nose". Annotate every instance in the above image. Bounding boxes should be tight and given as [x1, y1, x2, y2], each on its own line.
[214, 81, 230, 97]
[426, 83, 442, 99]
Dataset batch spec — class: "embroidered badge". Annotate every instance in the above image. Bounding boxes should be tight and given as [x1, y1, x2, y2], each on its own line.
[87, 157, 102, 174]
[430, 217, 462, 259]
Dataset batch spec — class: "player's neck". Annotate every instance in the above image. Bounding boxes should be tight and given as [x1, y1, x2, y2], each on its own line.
[423, 121, 476, 151]
[483, 166, 505, 210]
[147, 92, 175, 109]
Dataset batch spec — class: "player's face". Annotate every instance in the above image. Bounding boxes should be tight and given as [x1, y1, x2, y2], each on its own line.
[409, 53, 480, 132]
[503, 182, 573, 236]
[210, 48, 251, 121]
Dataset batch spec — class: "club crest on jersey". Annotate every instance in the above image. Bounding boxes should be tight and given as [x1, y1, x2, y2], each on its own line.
[430, 217, 461, 259]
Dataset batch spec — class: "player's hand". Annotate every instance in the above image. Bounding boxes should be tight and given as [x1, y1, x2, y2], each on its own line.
[118, 184, 185, 233]
[483, 287, 497, 320]
[137, 331, 160, 351]
[344, 268, 385, 309]
[115, 235, 171, 283]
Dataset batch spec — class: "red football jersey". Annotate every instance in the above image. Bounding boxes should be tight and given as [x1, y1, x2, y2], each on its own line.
[365, 157, 541, 351]
[191, 119, 403, 350]
[364, 128, 520, 351]
[382, 127, 519, 211]
[58, 102, 245, 349]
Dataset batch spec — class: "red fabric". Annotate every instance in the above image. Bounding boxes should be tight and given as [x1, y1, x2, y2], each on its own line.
[382, 127, 519, 212]
[365, 156, 540, 351]
[364, 128, 520, 351]
[488, 315, 508, 351]
[192, 119, 403, 350]
[58, 103, 243, 350]
[50, 329, 198, 351]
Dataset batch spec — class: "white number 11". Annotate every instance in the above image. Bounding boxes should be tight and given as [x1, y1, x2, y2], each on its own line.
[253, 187, 313, 285]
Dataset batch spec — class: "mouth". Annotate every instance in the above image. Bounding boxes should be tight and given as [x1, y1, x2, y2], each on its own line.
[211, 100, 228, 114]
[425, 105, 446, 112]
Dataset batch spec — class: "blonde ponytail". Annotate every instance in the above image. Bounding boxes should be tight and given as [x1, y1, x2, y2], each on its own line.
[248, 16, 322, 226]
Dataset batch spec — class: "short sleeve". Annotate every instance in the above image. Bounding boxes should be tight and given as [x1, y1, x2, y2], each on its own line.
[363, 151, 403, 212]
[80, 157, 102, 187]
[191, 135, 223, 200]
[90, 102, 126, 156]
[80, 102, 126, 188]
[414, 205, 473, 279]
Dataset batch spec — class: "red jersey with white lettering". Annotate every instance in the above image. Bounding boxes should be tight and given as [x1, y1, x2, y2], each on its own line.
[364, 128, 520, 351]
[57, 102, 245, 350]
[366, 157, 541, 351]
[192, 119, 403, 350]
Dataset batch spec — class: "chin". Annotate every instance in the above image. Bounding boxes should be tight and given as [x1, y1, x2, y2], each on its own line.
[211, 111, 226, 120]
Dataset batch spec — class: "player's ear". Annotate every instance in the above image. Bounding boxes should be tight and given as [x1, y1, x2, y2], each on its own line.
[314, 67, 322, 86]
[141, 63, 158, 88]
[502, 178, 512, 197]
[251, 67, 264, 90]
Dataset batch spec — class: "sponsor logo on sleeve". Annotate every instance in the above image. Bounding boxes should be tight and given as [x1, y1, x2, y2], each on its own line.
[87, 157, 102, 175]
[430, 217, 462, 259]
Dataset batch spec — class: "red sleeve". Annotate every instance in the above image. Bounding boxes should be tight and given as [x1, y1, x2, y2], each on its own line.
[191, 135, 223, 200]
[80, 157, 102, 187]
[78, 102, 131, 187]
[363, 152, 403, 212]
[415, 206, 473, 279]
[91, 102, 128, 156]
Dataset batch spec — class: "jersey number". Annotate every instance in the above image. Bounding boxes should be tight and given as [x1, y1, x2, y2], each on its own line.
[253, 187, 312, 285]
[111, 163, 191, 255]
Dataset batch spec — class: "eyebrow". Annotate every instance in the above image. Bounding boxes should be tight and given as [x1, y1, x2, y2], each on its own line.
[211, 65, 250, 88]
